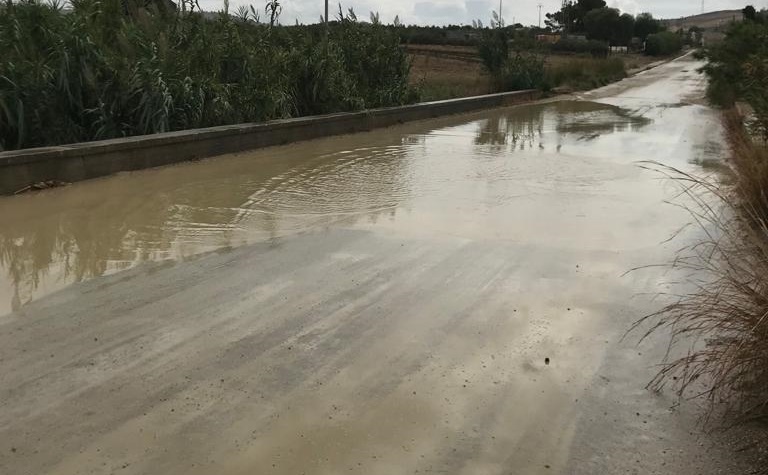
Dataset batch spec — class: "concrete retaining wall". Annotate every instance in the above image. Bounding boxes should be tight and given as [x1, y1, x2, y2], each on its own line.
[0, 89, 540, 195]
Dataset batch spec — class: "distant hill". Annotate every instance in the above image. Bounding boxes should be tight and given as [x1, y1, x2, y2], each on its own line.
[662, 10, 743, 31]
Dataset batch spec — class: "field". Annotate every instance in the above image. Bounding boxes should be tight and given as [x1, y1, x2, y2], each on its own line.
[407, 46, 491, 101]
[662, 9, 742, 31]
[407, 44, 661, 101]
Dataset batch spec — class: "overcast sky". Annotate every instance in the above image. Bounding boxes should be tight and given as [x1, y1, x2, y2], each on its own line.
[200, 0, 768, 26]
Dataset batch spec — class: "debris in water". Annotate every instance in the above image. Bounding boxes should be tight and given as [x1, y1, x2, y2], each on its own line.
[544, 357, 550, 365]
[14, 180, 69, 194]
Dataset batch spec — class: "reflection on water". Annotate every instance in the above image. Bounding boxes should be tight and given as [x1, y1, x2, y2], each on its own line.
[0, 144, 413, 315]
[0, 100, 654, 315]
[474, 101, 651, 149]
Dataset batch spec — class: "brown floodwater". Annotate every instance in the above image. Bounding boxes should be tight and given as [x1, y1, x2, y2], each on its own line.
[0, 99, 714, 317]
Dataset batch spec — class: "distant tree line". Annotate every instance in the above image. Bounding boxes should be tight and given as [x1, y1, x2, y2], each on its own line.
[544, 0, 689, 56]
[546, 0, 661, 44]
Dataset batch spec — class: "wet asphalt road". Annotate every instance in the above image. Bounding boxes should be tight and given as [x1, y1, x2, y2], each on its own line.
[0, 55, 757, 474]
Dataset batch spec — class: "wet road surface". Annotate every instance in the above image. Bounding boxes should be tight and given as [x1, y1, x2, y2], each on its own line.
[0, 55, 756, 474]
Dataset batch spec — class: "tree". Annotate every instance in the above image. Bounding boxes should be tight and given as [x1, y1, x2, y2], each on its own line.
[584, 7, 619, 42]
[634, 12, 661, 40]
[743, 5, 757, 21]
[545, 5, 576, 32]
[579, 0, 607, 10]
[582, 7, 635, 45]
[574, 0, 607, 31]
[645, 31, 683, 56]
[545, 0, 606, 33]
[616, 13, 635, 45]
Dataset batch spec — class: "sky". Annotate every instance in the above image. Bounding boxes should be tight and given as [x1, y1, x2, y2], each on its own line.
[199, 0, 768, 26]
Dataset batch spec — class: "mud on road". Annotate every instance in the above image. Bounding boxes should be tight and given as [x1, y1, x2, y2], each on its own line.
[0, 55, 758, 474]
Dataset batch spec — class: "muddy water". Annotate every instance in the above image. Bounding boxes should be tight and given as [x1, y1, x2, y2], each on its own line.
[1, 56, 751, 475]
[0, 100, 695, 317]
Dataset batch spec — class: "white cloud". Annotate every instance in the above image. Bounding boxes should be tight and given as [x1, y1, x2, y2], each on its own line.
[196, 0, 768, 26]
[609, 0, 640, 15]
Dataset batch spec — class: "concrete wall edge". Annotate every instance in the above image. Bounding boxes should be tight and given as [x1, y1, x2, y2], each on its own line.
[0, 89, 540, 195]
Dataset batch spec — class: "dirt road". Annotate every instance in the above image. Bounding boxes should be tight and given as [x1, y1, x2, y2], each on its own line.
[0, 55, 757, 474]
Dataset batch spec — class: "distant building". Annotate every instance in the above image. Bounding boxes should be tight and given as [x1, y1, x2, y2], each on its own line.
[536, 34, 561, 44]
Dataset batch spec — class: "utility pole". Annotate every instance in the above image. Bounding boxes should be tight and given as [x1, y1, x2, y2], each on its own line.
[499, 0, 503, 27]
[325, 0, 329, 23]
[538, 3, 542, 28]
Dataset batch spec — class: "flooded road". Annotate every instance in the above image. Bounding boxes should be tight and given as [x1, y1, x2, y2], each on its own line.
[0, 55, 754, 474]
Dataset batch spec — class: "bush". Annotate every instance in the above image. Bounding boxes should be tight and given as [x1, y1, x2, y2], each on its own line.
[477, 28, 546, 92]
[398, 25, 478, 46]
[552, 37, 609, 57]
[545, 57, 626, 90]
[477, 28, 509, 75]
[700, 20, 768, 109]
[634, 113, 768, 424]
[498, 54, 546, 91]
[644, 31, 683, 56]
[635, 17, 768, 426]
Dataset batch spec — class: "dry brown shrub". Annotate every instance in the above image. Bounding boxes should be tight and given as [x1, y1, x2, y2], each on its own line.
[633, 110, 768, 425]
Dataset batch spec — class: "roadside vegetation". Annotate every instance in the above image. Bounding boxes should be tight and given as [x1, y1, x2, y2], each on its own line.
[546, 57, 625, 90]
[0, 0, 701, 149]
[635, 6, 768, 425]
[0, 0, 414, 151]
[471, 1, 690, 97]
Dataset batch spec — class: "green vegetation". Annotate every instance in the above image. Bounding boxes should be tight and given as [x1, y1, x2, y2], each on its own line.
[636, 6, 768, 424]
[546, 0, 662, 44]
[644, 31, 683, 56]
[546, 57, 625, 90]
[477, 28, 510, 77]
[551, 37, 609, 57]
[545, 0, 609, 34]
[477, 27, 546, 92]
[633, 12, 662, 40]
[701, 15, 768, 140]
[498, 54, 546, 91]
[478, 28, 626, 93]
[397, 24, 477, 46]
[545, 1, 682, 56]
[0, 0, 414, 151]
[0, 0, 694, 152]
[583, 7, 635, 46]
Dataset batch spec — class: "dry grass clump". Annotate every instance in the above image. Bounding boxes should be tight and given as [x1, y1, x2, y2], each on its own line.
[633, 110, 768, 424]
